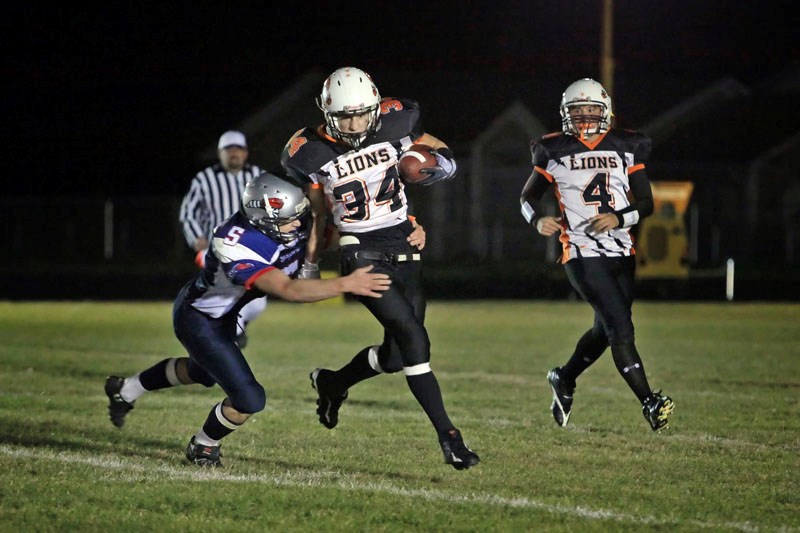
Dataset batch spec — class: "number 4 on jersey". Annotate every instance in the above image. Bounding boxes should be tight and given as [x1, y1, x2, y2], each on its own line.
[582, 172, 615, 214]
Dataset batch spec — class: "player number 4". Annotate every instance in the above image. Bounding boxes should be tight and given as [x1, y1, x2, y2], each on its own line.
[581, 172, 615, 214]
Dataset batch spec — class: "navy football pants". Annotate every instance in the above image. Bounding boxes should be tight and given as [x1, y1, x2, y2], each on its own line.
[172, 284, 266, 414]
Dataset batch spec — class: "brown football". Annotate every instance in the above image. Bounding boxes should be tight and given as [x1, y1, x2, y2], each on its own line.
[398, 144, 437, 184]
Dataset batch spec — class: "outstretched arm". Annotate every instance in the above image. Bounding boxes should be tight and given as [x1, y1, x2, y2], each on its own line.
[252, 265, 390, 303]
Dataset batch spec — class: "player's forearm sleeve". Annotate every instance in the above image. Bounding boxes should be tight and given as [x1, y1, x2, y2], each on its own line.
[521, 201, 536, 224]
[520, 170, 551, 225]
[614, 169, 654, 227]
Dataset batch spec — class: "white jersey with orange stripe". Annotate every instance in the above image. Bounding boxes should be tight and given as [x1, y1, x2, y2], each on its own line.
[530, 128, 652, 262]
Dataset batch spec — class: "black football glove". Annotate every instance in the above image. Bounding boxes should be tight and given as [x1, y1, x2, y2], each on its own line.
[419, 149, 457, 186]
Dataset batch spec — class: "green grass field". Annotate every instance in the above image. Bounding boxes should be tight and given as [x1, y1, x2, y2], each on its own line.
[1, 300, 798, 532]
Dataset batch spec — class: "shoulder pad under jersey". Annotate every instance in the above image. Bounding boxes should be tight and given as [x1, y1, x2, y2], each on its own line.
[280, 126, 344, 181]
[605, 128, 652, 162]
[371, 97, 424, 143]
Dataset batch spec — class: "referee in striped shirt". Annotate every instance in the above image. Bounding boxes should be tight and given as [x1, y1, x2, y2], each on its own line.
[179, 130, 264, 347]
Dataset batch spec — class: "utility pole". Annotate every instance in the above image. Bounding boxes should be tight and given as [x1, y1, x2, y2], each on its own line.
[600, 0, 614, 96]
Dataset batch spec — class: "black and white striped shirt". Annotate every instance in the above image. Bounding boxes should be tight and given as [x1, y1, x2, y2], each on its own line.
[179, 162, 263, 248]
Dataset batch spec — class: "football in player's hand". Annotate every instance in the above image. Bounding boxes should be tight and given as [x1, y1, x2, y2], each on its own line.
[398, 144, 437, 184]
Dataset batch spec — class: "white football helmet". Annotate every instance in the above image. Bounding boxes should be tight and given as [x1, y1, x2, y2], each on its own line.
[317, 67, 381, 148]
[241, 172, 310, 244]
[560, 78, 612, 136]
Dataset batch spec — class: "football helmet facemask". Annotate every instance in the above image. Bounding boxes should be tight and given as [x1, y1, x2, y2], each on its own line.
[241, 172, 310, 244]
[560, 78, 612, 137]
[317, 67, 381, 148]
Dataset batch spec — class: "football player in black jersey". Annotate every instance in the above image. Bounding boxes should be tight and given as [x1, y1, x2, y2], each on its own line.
[520, 78, 674, 432]
[281, 66, 479, 469]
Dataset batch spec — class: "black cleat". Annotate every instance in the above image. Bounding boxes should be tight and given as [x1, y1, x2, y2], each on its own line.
[439, 428, 480, 470]
[185, 436, 222, 467]
[309, 368, 348, 429]
[547, 367, 575, 427]
[105, 376, 134, 428]
[642, 391, 675, 432]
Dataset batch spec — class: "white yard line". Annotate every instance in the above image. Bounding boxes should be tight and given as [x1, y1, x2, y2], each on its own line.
[0, 444, 771, 532]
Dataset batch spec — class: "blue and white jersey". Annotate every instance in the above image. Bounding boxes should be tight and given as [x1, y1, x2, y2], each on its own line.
[183, 211, 307, 318]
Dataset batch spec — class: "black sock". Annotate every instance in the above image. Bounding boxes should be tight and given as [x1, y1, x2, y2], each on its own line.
[201, 402, 241, 441]
[610, 342, 652, 402]
[406, 372, 453, 435]
[561, 329, 608, 384]
[334, 346, 379, 392]
[138, 358, 181, 391]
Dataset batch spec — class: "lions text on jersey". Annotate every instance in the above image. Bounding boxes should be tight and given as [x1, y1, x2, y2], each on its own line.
[531, 129, 651, 262]
[184, 211, 306, 318]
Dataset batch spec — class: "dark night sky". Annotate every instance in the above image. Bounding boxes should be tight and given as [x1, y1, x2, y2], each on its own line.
[2, 1, 796, 198]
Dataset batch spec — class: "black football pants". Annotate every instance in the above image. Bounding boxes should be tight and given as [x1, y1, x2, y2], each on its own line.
[564, 255, 636, 345]
[340, 249, 429, 371]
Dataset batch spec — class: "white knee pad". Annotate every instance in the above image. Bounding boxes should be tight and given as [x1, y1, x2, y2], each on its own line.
[367, 345, 383, 373]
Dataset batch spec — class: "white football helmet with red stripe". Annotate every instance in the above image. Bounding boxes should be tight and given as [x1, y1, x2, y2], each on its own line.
[317, 67, 381, 148]
[560, 78, 612, 136]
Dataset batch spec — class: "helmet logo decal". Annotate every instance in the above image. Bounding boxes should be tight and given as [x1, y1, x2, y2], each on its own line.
[268, 197, 284, 209]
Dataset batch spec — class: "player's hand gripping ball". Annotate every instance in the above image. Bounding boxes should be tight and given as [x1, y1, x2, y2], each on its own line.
[398, 144, 437, 184]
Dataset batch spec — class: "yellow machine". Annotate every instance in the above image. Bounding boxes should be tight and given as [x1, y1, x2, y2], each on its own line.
[635, 181, 694, 279]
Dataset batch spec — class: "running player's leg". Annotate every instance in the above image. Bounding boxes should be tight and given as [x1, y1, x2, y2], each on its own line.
[175, 300, 265, 466]
[569, 256, 652, 401]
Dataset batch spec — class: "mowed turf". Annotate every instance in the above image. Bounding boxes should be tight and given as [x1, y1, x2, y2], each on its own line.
[0, 300, 797, 532]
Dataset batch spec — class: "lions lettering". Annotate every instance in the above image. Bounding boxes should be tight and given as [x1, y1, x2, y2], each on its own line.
[569, 155, 619, 170]
[333, 148, 393, 179]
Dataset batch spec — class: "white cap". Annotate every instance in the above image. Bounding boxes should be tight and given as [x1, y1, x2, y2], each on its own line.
[217, 130, 247, 150]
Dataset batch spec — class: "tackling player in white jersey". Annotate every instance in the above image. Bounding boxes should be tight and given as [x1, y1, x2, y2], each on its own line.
[520, 78, 675, 432]
[281, 66, 479, 470]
